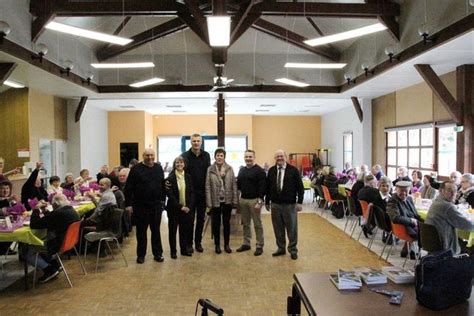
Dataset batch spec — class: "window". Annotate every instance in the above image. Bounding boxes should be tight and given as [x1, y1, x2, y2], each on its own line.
[343, 132, 353, 170]
[157, 136, 182, 170]
[386, 126, 434, 180]
[385, 124, 457, 179]
[437, 126, 457, 176]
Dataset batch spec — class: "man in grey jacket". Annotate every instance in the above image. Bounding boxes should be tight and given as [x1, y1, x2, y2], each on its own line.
[425, 181, 474, 255]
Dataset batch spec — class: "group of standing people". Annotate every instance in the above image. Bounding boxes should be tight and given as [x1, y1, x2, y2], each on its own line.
[124, 134, 305, 264]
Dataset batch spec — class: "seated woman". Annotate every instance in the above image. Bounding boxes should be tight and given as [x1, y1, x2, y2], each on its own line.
[323, 166, 345, 200]
[21, 162, 48, 210]
[412, 170, 423, 190]
[456, 173, 474, 208]
[0, 179, 21, 255]
[47, 176, 63, 195]
[165, 156, 195, 258]
[420, 175, 438, 199]
[60, 173, 75, 191]
[74, 169, 95, 192]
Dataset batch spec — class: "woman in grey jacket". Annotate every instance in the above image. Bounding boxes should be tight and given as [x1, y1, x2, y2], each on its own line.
[205, 148, 238, 254]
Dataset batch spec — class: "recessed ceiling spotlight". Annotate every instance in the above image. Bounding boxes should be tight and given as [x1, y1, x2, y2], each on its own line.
[304, 105, 321, 108]
[119, 105, 136, 109]
[255, 109, 269, 112]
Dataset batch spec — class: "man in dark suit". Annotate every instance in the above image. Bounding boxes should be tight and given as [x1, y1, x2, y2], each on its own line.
[357, 174, 383, 237]
[387, 181, 422, 258]
[265, 149, 304, 260]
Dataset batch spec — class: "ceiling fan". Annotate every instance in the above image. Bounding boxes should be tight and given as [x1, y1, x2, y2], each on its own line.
[210, 76, 234, 92]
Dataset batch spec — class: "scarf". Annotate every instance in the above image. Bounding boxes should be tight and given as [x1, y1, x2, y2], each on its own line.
[176, 171, 186, 206]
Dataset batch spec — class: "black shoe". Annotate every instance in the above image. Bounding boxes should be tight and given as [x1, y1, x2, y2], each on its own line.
[136, 257, 145, 264]
[180, 251, 192, 257]
[362, 226, 369, 238]
[272, 249, 286, 257]
[236, 245, 251, 252]
[291, 253, 298, 260]
[195, 244, 203, 253]
[224, 245, 232, 254]
[38, 267, 60, 283]
[171, 253, 177, 259]
[215, 246, 222, 254]
[409, 251, 416, 260]
[187, 246, 195, 254]
[254, 248, 263, 256]
[154, 255, 164, 262]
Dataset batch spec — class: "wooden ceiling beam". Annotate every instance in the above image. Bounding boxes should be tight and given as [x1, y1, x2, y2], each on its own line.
[351, 97, 363, 123]
[75, 97, 88, 123]
[230, 1, 262, 45]
[378, 15, 400, 41]
[99, 84, 340, 94]
[97, 18, 188, 61]
[258, 2, 400, 17]
[251, 19, 340, 61]
[306, 17, 340, 56]
[176, 3, 209, 45]
[184, 0, 209, 44]
[415, 64, 462, 124]
[0, 63, 17, 84]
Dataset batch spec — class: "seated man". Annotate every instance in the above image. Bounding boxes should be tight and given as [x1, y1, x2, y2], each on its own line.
[28, 194, 80, 283]
[357, 174, 383, 237]
[84, 178, 117, 227]
[425, 181, 474, 255]
[387, 181, 422, 258]
[392, 167, 412, 187]
[371, 164, 385, 181]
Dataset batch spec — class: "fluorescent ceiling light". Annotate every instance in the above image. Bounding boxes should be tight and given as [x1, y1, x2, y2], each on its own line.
[275, 78, 309, 88]
[129, 77, 165, 88]
[91, 62, 154, 69]
[45, 21, 133, 45]
[304, 23, 387, 46]
[207, 16, 231, 47]
[3, 80, 25, 88]
[285, 62, 346, 69]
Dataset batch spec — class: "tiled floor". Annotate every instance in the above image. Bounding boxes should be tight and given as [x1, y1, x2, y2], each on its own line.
[0, 202, 391, 315]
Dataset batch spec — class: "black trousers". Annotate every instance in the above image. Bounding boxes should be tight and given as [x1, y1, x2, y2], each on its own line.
[211, 203, 232, 246]
[134, 206, 163, 258]
[168, 208, 193, 254]
[189, 197, 206, 247]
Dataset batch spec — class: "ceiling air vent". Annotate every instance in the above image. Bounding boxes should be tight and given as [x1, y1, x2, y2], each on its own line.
[255, 109, 269, 112]
[166, 105, 182, 108]
[260, 104, 276, 107]
[172, 110, 187, 113]
[119, 105, 135, 109]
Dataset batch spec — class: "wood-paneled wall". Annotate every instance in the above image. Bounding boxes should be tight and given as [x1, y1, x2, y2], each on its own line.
[0, 88, 30, 171]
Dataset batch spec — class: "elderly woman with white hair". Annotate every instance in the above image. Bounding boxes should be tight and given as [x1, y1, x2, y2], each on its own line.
[456, 173, 474, 208]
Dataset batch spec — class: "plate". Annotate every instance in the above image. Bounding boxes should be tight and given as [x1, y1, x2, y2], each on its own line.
[23, 221, 30, 226]
[79, 201, 91, 205]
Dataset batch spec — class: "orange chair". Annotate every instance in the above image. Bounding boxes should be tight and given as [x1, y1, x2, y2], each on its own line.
[321, 185, 345, 218]
[357, 200, 372, 244]
[301, 155, 312, 175]
[388, 223, 418, 267]
[34, 221, 87, 288]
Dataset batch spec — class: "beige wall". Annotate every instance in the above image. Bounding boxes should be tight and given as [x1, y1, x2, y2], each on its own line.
[108, 114, 321, 167]
[28, 89, 67, 162]
[252, 116, 321, 166]
[108, 111, 147, 167]
[0, 88, 30, 171]
[372, 71, 455, 169]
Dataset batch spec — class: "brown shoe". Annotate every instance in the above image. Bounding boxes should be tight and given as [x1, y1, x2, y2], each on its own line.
[224, 245, 232, 253]
[254, 248, 263, 256]
[236, 245, 251, 252]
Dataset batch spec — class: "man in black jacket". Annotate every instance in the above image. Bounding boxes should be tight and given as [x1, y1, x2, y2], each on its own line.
[124, 149, 165, 264]
[265, 149, 304, 260]
[28, 194, 80, 283]
[181, 133, 211, 253]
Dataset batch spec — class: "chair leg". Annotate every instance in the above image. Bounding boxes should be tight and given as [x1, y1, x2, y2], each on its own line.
[113, 238, 128, 267]
[386, 241, 396, 261]
[79, 228, 84, 255]
[33, 252, 39, 289]
[84, 240, 88, 262]
[105, 241, 115, 260]
[344, 215, 351, 232]
[368, 227, 378, 250]
[72, 247, 87, 275]
[95, 241, 102, 273]
[56, 255, 73, 288]
[350, 217, 358, 239]
[379, 232, 392, 259]
[357, 225, 364, 241]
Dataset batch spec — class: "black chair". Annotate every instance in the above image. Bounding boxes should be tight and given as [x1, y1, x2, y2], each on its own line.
[419, 222, 444, 254]
[371, 204, 393, 258]
[313, 184, 325, 209]
[344, 191, 359, 236]
[84, 208, 128, 272]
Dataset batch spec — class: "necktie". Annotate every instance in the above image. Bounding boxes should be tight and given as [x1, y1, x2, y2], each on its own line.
[277, 167, 282, 193]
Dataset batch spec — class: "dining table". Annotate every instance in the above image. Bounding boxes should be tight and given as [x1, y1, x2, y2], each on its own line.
[0, 201, 95, 289]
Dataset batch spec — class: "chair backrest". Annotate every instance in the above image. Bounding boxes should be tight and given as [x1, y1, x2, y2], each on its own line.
[359, 200, 371, 221]
[346, 194, 357, 216]
[315, 184, 325, 199]
[419, 222, 444, 253]
[109, 208, 124, 237]
[59, 220, 81, 254]
[301, 156, 311, 168]
[321, 185, 333, 202]
[391, 223, 416, 243]
[371, 204, 391, 232]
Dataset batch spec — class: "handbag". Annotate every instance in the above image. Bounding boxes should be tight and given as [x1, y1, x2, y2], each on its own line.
[415, 250, 474, 310]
